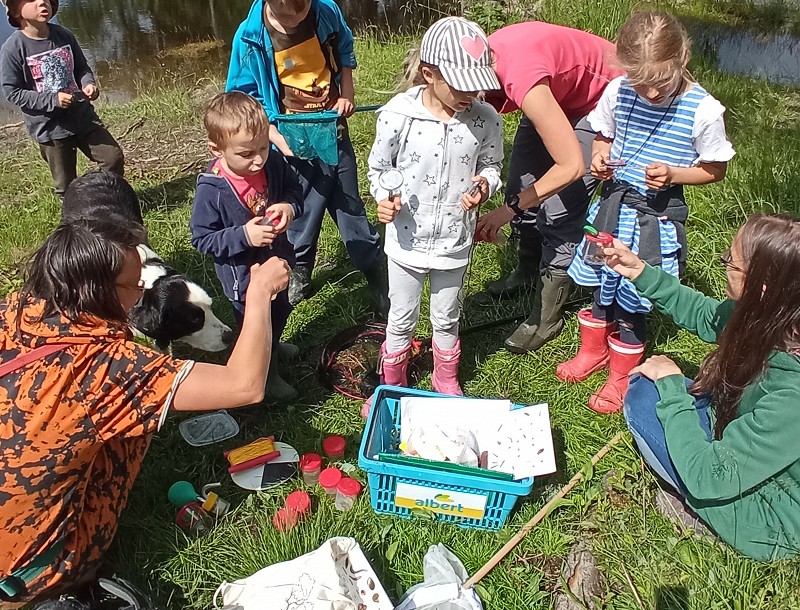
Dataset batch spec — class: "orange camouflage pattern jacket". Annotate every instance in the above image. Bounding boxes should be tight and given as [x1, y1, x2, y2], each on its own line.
[0, 294, 191, 602]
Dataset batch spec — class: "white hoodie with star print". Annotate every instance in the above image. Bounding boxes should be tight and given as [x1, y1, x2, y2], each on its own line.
[368, 85, 503, 270]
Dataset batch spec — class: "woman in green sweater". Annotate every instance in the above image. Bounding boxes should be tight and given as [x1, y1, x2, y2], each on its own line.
[607, 213, 800, 562]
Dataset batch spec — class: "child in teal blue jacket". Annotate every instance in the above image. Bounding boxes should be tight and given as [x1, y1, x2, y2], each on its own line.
[227, 0, 388, 317]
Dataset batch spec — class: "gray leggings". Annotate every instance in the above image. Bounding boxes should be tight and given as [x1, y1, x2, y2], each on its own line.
[507, 115, 599, 270]
[385, 258, 467, 353]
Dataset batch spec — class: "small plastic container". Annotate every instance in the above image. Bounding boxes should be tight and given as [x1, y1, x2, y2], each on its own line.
[580, 227, 613, 267]
[286, 490, 311, 520]
[272, 507, 296, 532]
[319, 467, 342, 497]
[175, 501, 214, 536]
[322, 435, 346, 460]
[335, 477, 362, 512]
[299, 452, 322, 485]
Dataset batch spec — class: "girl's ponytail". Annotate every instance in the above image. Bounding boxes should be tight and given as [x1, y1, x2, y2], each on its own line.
[396, 47, 427, 92]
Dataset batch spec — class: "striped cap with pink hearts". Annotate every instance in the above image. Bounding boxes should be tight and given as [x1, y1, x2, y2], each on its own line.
[420, 16, 501, 92]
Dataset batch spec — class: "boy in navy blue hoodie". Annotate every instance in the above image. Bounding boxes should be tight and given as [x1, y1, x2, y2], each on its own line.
[191, 92, 302, 401]
[226, 0, 388, 317]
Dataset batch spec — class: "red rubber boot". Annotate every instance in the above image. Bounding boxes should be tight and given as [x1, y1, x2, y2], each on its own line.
[432, 339, 463, 396]
[588, 333, 644, 414]
[361, 342, 411, 419]
[556, 309, 616, 383]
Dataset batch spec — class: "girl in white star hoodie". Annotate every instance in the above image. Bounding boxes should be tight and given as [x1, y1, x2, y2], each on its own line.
[362, 17, 503, 417]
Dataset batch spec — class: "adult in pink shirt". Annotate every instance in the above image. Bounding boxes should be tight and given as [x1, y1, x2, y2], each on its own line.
[478, 21, 622, 353]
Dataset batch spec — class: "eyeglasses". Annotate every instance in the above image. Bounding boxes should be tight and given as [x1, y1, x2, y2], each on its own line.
[719, 249, 745, 273]
[115, 279, 146, 293]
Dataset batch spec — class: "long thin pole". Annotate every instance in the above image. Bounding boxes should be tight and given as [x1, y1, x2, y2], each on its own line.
[463, 431, 626, 589]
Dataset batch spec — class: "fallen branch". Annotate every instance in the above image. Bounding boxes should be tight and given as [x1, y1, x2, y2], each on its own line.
[464, 431, 626, 589]
[0, 121, 23, 130]
[118, 116, 146, 139]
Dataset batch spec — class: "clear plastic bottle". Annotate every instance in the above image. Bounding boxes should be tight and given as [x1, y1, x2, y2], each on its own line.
[335, 477, 362, 511]
[319, 467, 342, 497]
[300, 452, 322, 486]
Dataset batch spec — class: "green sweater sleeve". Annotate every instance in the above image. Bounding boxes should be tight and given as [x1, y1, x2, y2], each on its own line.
[655, 372, 800, 501]
[632, 264, 735, 343]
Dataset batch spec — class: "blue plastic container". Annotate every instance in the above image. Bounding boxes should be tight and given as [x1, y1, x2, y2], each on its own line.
[358, 385, 535, 530]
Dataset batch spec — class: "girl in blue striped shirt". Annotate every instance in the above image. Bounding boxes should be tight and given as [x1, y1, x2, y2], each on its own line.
[558, 11, 735, 414]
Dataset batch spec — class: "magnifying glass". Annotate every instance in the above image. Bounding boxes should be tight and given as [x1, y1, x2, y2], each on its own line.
[378, 169, 404, 198]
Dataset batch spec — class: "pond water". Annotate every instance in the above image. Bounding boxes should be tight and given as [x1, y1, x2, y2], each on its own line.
[0, 1, 797, 124]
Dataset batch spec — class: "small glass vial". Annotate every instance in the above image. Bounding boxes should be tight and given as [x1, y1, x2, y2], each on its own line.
[319, 467, 342, 498]
[322, 435, 346, 460]
[580, 228, 613, 267]
[299, 452, 322, 485]
[335, 478, 362, 512]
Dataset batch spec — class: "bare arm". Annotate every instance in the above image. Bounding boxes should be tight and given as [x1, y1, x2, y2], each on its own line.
[517, 82, 585, 210]
[171, 258, 291, 411]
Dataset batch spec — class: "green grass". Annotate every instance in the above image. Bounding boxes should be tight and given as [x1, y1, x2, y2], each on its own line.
[3, 17, 800, 610]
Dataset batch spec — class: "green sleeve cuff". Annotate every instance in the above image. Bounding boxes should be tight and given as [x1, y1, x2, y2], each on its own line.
[631, 263, 661, 292]
[654, 374, 689, 403]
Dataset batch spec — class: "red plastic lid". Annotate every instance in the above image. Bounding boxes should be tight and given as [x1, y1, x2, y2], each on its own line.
[286, 490, 311, 514]
[586, 231, 613, 245]
[319, 467, 343, 489]
[299, 452, 322, 472]
[337, 477, 362, 497]
[322, 435, 346, 457]
[272, 507, 297, 531]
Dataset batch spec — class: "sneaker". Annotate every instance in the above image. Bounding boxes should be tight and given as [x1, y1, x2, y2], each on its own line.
[32, 576, 156, 610]
[654, 487, 714, 538]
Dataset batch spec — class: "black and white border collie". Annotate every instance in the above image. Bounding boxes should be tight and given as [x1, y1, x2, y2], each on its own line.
[60, 170, 233, 352]
[130, 245, 234, 352]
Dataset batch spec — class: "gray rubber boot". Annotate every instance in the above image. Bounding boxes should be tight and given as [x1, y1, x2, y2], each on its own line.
[486, 233, 541, 297]
[505, 268, 571, 354]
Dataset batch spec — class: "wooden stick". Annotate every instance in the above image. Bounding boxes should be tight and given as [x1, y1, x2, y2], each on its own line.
[463, 431, 625, 589]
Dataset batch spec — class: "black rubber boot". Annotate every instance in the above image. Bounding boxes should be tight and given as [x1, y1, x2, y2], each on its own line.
[287, 266, 311, 306]
[362, 263, 390, 321]
[486, 232, 542, 297]
[505, 268, 571, 354]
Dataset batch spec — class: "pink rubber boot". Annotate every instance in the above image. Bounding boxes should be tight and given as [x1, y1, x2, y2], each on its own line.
[361, 342, 411, 418]
[556, 309, 615, 383]
[432, 339, 463, 396]
[588, 333, 644, 414]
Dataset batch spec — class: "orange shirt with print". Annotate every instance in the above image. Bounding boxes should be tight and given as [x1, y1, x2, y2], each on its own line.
[0, 295, 191, 602]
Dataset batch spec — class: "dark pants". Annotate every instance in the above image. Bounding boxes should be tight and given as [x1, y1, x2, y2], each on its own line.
[592, 289, 648, 345]
[623, 375, 713, 494]
[38, 125, 124, 198]
[286, 136, 382, 272]
[231, 287, 292, 352]
[506, 115, 598, 271]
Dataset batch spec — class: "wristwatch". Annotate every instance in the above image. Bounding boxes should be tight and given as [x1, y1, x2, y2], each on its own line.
[506, 195, 523, 217]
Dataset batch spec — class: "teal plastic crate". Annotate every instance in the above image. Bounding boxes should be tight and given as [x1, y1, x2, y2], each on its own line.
[358, 385, 534, 530]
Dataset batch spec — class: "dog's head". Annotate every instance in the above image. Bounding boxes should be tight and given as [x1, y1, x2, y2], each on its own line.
[130, 246, 234, 352]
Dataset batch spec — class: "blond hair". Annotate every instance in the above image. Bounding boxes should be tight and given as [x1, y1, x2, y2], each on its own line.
[204, 91, 270, 147]
[395, 48, 430, 92]
[615, 11, 693, 93]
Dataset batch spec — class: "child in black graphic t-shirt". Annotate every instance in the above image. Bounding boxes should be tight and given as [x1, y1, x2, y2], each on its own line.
[0, 0, 123, 199]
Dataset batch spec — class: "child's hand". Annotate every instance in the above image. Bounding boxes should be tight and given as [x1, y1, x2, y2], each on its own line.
[590, 152, 614, 181]
[245, 215, 278, 247]
[377, 196, 401, 224]
[333, 96, 355, 118]
[82, 83, 99, 101]
[644, 162, 673, 189]
[461, 176, 488, 211]
[264, 203, 294, 233]
[57, 92, 73, 108]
